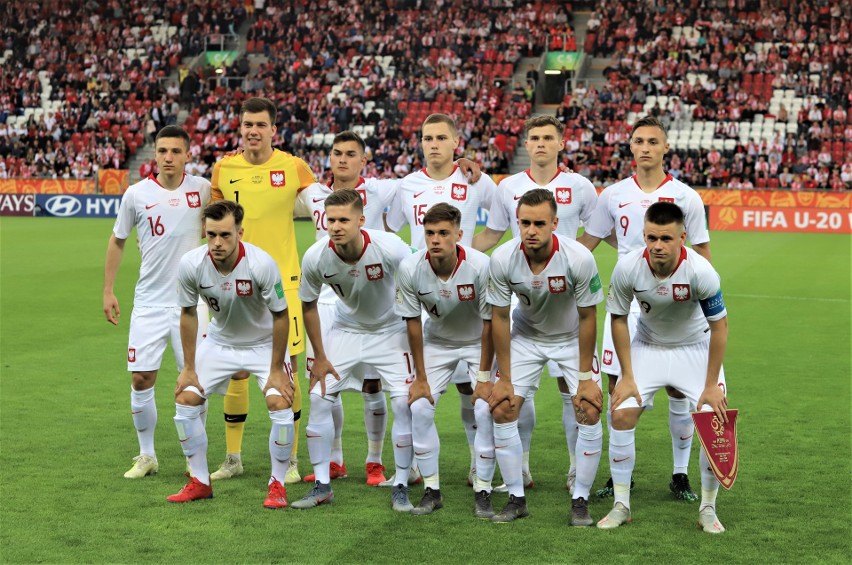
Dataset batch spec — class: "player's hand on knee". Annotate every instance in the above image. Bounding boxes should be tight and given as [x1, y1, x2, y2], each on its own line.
[488, 379, 515, 411]
[610, 378, 640, 411]
[175, 368, 204, 396]
[265, 368, 293, 406]
[103, 294, 120, 325]
[408, 377, 434, 406]
[309, 358, 339, 397]
[472, 381, 494, 405]
[698, 385, 728, 423]
[576, 379, 603, 413]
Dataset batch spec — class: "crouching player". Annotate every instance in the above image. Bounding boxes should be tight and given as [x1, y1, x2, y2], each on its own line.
[167, 201, 295, 508]
[597, 201, 729, 533]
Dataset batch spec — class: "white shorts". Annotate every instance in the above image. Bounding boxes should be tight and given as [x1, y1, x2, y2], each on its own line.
[424, 341, 481, 394]
[193, 339, 290, 398]
[600, 308, 640, 377]
[127, 306, 182, 372]
[306, 301, 378, 381]
[613, 339, 727, 411]
[509, 333, 602, 399]
[313, 324, 413, 398]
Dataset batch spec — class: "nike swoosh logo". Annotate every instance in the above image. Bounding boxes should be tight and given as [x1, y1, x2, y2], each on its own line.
[509, 280, 523, 286]
[632, 288, 648, 293]
[417, 291, 432, 296]
[292, 340, 302, 346]
[479, 454, 495, 460]
[612, 457, 630, 463]
[179, 438, 190, 443]
[414, 451, 430, 456]
[372, 411, 385, 416]
[679, 435, 693, 441]
[200, 284, 215, 289]
[395, 443, 412, 449]
[414, 191, 426, 198]
[306, 434, 323, 438]
[513, 195, 521, 200]
[312, 198, 326, 203]
[273, 441, 291, 447]
[145, 203, 158, 210]
[130, 410, 143, 414]
[618, 202, 632, 208]
[583, 451, 601, 456]
[323, 273, 336, 279]
[229, 179, 242, 184]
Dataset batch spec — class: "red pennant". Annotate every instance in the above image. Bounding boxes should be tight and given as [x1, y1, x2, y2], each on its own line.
[692, 409, 739, 490]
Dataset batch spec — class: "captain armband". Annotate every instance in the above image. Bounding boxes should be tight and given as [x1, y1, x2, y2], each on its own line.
[700, 289, 726, 317]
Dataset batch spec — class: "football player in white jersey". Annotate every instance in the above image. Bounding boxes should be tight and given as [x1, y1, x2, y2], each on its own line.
[386, 114, 497, 485]
[168, 200, 295, 508]
[396, 203, 494, 515]
[578, 116, 711, 501]
[292, 189, 418, 512]
[485, 189, 604, 525]
[473, 115, 600, 493]
[103, 125, 211, 479]
[597, 201, 729, 534]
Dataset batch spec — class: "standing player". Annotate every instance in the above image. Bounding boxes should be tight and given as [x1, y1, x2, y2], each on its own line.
[484, 189, 604, 525]
[209, 97, 316, 484]
[386, 113, 498, 485]
[103, 125, 211, 478]
[578, 116, 711, 501]
[597, 202, 729, 533]
[167, 200, 295, 507]
[473, 115, 599, 492]
[291, 190, 416, 512]
[397, 203, 494, 515]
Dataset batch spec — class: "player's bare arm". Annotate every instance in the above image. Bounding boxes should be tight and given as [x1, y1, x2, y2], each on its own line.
[302, 299, 339, 397]
[264, 308, 293, 406]
[405, 317, 433, 406]
[103, 235, 128, 325]
[697, 316, 729, 423]
[472, 319, 495, 404]
[609, 313, 640, 411]
[472, 227, 505, 252]
[577, 231, 601, 253]
[175, 305, 204, 396]
[603, 228, 619, 249]
[488, 305, 515, 411]
[692, 241, 712, 263]
[575, 305, 602, 413]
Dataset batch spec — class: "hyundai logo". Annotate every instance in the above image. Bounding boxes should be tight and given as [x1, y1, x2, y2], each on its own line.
[44, 195, 82, 217]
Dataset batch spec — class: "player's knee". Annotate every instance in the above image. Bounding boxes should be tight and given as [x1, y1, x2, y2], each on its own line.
[362, 379, 382, 394]
[666, 385, 686, 398]
[410, 397, 435, 424]
[491, 400, 517, 424]
[610, 408, 638, 430]
[264, 392, 290, 411]
[473, 398, 492, 426]
[575, 399, 601, 425]
[231, 371, 250, 381]
[455, 382, 473, 395]
[131, 371, 157, 390]
[175, 389, 204, 406]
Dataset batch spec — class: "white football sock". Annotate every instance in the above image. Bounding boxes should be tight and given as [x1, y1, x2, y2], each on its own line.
[494, 421, 523, 497]
[669, 396, 693, 475]
[390, 395, 413, 486]
[174, 403, 209, 485]
[411, 393, 441, 487]
[574, 422, 603, 500]
[518, 398, 535, 473]
[609, 427, 636, 509]
[458, 392, 476, 459]
[331, 395, 344, 465]
[131, 386, 157, 457]
[363, 391, 386, 464]
[699, 448, 720, 510]
[305, 394, 334, 484]
[473, 399, 496, 490]
[560, 392, 578, 472]
[269, 408, 294, 484]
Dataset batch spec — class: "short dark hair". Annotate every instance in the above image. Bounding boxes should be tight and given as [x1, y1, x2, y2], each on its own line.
[645, 201, 684, 226]
[631, 115, 667, 139]
[423, 202, 462, 228]
[240, 97, 277, 123]
[524, 115, 564, 137]
[204, 200, 244, 226]
[325, 188, 363, 213]
[517, 188, 557, 215]
[421, 113, 458, 137]
[155, 125, 190, 149]
[333, 130, 366, 153]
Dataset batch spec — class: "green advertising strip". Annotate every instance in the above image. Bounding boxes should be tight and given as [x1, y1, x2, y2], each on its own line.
[545, 51, 581, 71]
[205, 51, 238, 67]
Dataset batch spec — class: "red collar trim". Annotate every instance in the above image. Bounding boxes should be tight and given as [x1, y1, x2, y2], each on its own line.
[329, 176, 366, 190]
[329, 229, 371, 262]
[149, 172, 185, 188]
[525, 168, 560, 185]
[643, 245, 687, 275]
[207, 242, 246, 274]
[425, 245, 466, 277]
[520, 234, 559, 268]
[632, 172, 673, 192]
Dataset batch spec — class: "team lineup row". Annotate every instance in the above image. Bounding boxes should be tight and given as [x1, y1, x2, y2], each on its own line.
[103, 97, 728, 532]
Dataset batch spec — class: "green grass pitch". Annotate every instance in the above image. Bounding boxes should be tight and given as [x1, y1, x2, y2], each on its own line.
[0, 217, 849, 563]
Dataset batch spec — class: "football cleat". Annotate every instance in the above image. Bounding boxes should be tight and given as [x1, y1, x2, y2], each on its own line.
[290, 481, 334, 509]
[698, 506, 726, 534]
[490, 494, 529, 523]
[167, 477, 213, 503]
[284, 458, 301, 485]
[378, 466, 422, 487]
[391, 484, 414, 512]
[468, 466, 476, 487]
[411, 487, 443, 515]
[210, 455, 243, 481]
[124, 455, 158, 479]
[303, 462, 348, 483]
[263, 479, 288, 509]
[474, 490, 495, 519]
[493, 470, 533, 494]
[366, 462, 388, 486]
[670, 473, 699, 502]
[596, 502, 632, 529]
[595, 476, 634, 498]
[571, 497, 593, 527]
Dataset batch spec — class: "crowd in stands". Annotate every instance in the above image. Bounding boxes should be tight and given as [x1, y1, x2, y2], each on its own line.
[576, 0, 851, 190]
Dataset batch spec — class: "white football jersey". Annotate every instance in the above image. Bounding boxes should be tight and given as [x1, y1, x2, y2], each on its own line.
[299, 229, 411, 333]
[296, 176, 399, 237]
[177, 242, 288, 347]
[607, 246, 726, 345]
[113, 174, 211, 307]
[584, 174, 710, 257]
[385, 167, 496, 249]
[488, 234, 604, 342]
[395, 245, 492, 347]
[486, 169, 597, 239]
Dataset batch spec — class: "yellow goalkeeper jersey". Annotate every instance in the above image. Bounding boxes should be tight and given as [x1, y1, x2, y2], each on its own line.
[211, 149, 317, 290]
